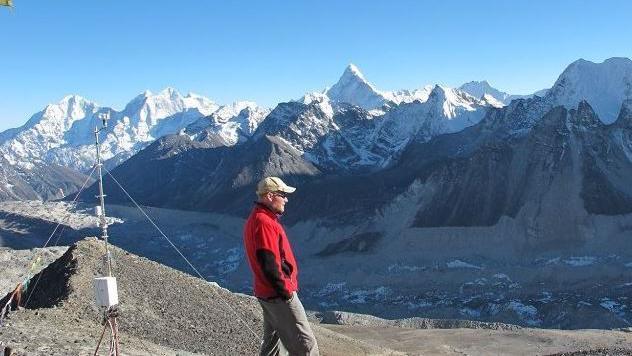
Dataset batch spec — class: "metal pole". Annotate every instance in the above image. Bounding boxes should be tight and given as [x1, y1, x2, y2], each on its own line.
[95, 112, 112, 277]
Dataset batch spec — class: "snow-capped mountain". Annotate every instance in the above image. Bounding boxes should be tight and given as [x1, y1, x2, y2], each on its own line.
[0, 88, 223, 173]
[459, 80, 549, 106]
[4, 57, 632, 204]
[459, 81, 515, 105]
[183, 101, 270, 148]
[545, 57, 632, 124]
[241, 83, 491, 171]
[325, 64, 391, 110]
[388, 86, 434, 105]
[323, 64, 446, 111]
[372, 85, 489, 149]
[0, 95, 100, 170]
[0, 88, 268, 200]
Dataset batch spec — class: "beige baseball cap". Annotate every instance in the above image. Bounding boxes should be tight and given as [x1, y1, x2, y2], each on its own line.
[256, 176, 296, 196]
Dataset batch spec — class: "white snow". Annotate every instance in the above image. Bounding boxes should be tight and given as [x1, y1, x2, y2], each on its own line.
[563, 256, 597, 267]
[545, 257, 561, 265]
[459, 80, 513, 105]
[214, 247, 241, 274]
[325, 64, 389, 110]
[387, 263, 425, 272]
[405, 300, 432, 310]
[387, 86, 434, 105]
[0, 88, 268, 172]
[493, 273, 512, 282]
[460, 307, 481, 318]
[185, 101, 269, 147]
[481, 93, 505, 108]
[344, 286, 391, 304]
[507, 300, 541, 326]
[536, 291, 553, 303]
[447, 260, 483, 269]
[315, 282, 347, 296]
[546, 57, 632, 124]
[599, 298, 627, 319]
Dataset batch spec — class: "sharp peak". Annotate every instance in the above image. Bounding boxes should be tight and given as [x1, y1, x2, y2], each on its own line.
[341, 63, 367, 81]
[568, 100, 602, 127]
[430, 84, 450, 94]
[346, 63, 360, 72]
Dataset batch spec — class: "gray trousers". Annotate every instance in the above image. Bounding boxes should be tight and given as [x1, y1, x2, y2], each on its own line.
[258, 292, 319, 356]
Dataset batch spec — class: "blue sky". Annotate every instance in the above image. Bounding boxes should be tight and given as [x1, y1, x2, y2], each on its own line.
[1, 0, 631, 131]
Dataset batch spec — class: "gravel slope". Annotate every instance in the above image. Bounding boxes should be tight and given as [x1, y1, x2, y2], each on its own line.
[0, 237, 397, 355]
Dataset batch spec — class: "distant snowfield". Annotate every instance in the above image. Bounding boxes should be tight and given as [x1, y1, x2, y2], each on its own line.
[447, 259, 483, 269]
[563, 256, 597, 266]
[0, 200, 123, 230]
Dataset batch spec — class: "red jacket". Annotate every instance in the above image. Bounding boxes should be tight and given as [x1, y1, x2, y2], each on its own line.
[243, 203, 298, 299]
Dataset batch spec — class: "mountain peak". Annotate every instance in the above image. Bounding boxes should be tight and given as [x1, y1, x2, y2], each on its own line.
[569, 100, 601, 129]
[42, 94, 96, 118]
[158, 87, 180, 98]
[59, 94, 89, 104]
[344, 63, 367, 81]
[428, 84, 448, 99]
[548, 57, 632, 124]
[326, 64, 386, 110]
[461, 80, 491, 89]
[459, 80, 513, 105]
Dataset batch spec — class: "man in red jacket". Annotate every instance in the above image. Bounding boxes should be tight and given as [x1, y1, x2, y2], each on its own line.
[244, 177, 319, 356]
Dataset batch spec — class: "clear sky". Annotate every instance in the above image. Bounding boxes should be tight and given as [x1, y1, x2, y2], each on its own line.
[1, 0, 631, 131]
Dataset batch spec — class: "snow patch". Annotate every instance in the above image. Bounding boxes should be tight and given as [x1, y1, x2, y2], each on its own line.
[493, 273, 512, 282]
[344, 286, 391, 304]
[460, 307, 481, 318]
[563, 256, 597, 266]
[213, 247, 241, 274]
[387, 263, 425, 272]
[600, 298, 628, 319]
[447, 260, 482, 269]
[507, 300, 541, 326]
[405, 300, 432, 310]
[315, 282, 347, 297]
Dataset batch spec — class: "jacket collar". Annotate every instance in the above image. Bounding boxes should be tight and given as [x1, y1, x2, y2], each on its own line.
[254, 202, 280, 219]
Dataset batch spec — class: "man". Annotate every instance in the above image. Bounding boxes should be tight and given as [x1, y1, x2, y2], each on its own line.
[243, 177, 319, 356]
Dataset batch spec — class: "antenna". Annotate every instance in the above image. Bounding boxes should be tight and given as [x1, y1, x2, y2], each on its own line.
[93, 111, 121, 355]
[100, 112, 109, 128]
[95, 112, 112, 276]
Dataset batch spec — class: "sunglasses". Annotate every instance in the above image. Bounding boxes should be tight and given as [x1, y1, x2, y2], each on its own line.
[271, 191, 289, 198]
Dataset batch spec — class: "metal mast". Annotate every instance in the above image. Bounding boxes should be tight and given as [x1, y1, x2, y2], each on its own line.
[92, 111, 121, 356]
[95, 112, 112, 276]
